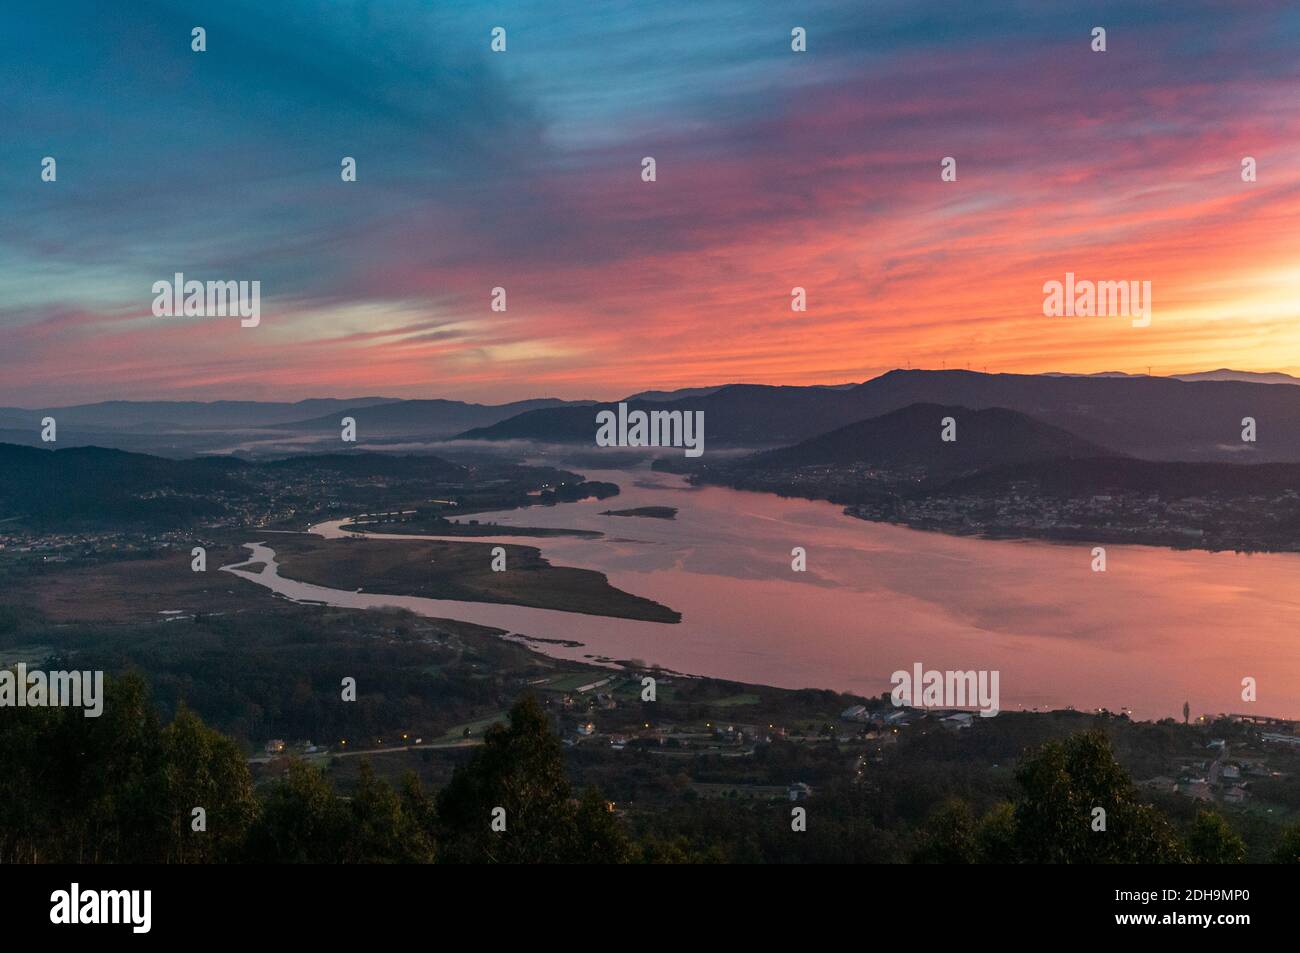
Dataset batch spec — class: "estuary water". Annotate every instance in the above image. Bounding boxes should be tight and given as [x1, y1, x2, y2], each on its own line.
[222, 466, 1300, 720]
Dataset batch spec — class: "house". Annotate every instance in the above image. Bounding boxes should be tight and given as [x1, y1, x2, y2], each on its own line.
[840, 705, 868, 722]
[264, 739, 286, 756]
[576, 722, 595, 736]
[1141, 776, 1178, 794]
[787, 782, 813, 802]
[941, 712, 975, 730]
[1178, 780, 1213, 801]
[1262, 732, 1300, 748]
[882, 709, 912, 728]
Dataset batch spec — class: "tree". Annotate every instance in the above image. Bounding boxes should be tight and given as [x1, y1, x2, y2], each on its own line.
[565, 787, 638, 864]
[156, 704, 256, 862]
[341, 763, 435, 863]
[436, 695, 632, 863]
[1185, 810, 1245, 864]
[0, 673, 256, 863]
[973, 802, 1018, 863]
[911, 798, 977, 863]
[243, 760, 348, 863]
[1272, 824, 1300, 863]
[1012, 730, 1185, 863]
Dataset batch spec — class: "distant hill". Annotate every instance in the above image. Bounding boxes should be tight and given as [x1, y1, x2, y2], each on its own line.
[622, 386, 726, 402]
[261, 452, 467, 479]
[11, 369, 1300, 461]
[743, 404, 1114, 477]
[0, 397, 591, 453]
[273, 397, 594, 437]
[1172, 369, 1300, 386]
[0, 444, 468, 528]
[621, 382, 856, 402]
[457, 370, 1300, 463]
[0, 398, 399, 430]
[1044, 368, 1300, 385]
[934, 456, 1300, 499]
[457, 385, 873, 446]
[0, 443, 250, 526]
[679, 405, 1300, 524]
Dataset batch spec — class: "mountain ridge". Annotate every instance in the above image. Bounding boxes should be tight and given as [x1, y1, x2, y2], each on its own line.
[455, 370, 1300, 463]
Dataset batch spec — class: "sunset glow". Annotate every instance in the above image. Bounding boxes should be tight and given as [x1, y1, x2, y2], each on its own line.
[3, 0, 1299, 404]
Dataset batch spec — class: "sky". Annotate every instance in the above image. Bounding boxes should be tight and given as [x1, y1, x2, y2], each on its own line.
[2, 0, 1299, 405]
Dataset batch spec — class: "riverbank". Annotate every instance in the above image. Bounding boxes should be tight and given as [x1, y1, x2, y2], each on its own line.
[274, 466, 1300, 722]
[258, 532, 681, 624]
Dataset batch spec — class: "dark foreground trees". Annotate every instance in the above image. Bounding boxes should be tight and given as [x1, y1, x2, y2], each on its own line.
[0, 674, 253, 863]
[911, 730, 1270, 864]
[436, 695, 635, 863]
[0, 677, 629, 863]
[243, 760, 435, 863]
[3, 675, 1295, 864]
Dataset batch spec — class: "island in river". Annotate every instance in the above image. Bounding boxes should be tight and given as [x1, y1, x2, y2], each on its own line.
[600, 506, 677, 520]
[266, 532, 681, 624]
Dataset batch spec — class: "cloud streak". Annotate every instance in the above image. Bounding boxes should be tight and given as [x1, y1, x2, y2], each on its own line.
[1, 0, 1298, 403]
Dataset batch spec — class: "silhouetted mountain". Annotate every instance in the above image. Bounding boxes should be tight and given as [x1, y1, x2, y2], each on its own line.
[0, 444, 469, 528]
[458, 370, 1300, 462]
[1046, 369, 1300, 385]
[622, 386, 726, 402]
[621, 382, 856, 402]
[274, 397, 593, 437]
[934, 456, 1300, 499]
[839, 371, 1300, 462]
[677, 406, 1300, 549]
[261, 452, 467, 479]
[1172, 369, 1300, 386]
[0, 443, 249, 526]
[743, 404, 1114, 477]
[1042, 371, 1145, 378]
[0, 398, 399, 430]
[458, 385, 867, 446]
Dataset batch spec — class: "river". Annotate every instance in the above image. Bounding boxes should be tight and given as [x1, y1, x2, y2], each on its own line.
[221, 465, 1300, 721]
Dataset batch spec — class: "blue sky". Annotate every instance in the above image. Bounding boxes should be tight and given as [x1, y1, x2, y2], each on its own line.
[2, 1, 1299, 403]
